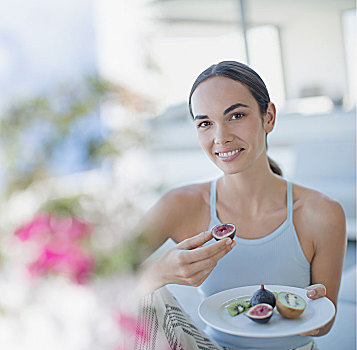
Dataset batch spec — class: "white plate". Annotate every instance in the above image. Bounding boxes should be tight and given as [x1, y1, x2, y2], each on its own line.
[198, 285, 335, 338]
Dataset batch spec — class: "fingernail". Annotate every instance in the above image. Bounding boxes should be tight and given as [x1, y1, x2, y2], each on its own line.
[307, 289, 316, 297]
[225, 238, 232, 245]
[231, 241, 236, 248]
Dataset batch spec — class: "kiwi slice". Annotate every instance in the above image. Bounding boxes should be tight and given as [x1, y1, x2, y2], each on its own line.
[227, 300, 251, 317]
[276, 292, 306, 319]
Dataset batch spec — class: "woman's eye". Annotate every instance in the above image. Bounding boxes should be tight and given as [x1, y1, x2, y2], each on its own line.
[232, 112, 245, 120]
[197, 121, 211, 128]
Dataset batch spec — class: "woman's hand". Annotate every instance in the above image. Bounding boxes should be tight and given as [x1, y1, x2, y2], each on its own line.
[139, 230, 236, 295]
[299, 284, 328, 336]
[305, 284, 327, 300]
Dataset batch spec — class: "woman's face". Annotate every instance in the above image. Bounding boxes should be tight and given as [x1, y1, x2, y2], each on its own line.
[190, 76, 275, 175]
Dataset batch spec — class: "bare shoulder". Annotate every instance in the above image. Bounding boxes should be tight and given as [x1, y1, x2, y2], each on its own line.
[143, 182, 211, 243]
[293, 183, 346, 241]
[161, 182, 210, 210]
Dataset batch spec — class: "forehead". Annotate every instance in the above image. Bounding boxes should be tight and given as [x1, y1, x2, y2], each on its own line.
[191, 76, 256, 116]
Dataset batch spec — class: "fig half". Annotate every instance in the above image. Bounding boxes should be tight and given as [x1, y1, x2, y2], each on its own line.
[211, 223, 236, 241]
[245, 303, 273, 323]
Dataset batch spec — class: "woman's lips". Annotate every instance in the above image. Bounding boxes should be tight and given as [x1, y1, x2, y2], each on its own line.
[215, 148, 244, 162]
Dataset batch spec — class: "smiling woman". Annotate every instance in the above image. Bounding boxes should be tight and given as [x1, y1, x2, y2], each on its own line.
[189, 61, 282, 176]
[137, 61, 346, 350]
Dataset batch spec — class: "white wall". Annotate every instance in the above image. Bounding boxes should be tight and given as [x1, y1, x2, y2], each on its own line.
[92, 0, 162, 104]
[281, 11, 347, 101]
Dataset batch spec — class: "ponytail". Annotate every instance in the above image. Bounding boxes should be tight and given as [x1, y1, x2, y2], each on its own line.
[268, 156, 283, 176]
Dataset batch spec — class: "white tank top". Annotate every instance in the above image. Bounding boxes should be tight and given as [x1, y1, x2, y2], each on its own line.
[198, 178, 312, 350]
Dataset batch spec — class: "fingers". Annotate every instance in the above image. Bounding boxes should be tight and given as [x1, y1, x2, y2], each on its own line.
[298, 285, 326, 336]
[177, 231, 213, 250]
[299, 328, 320, 337]
[186, 238, 236, 263]
[181, 265, 215, 287]
[186, 242, 233, 273]
[305, 284, 327, 299]
[170, 231, 237, 287]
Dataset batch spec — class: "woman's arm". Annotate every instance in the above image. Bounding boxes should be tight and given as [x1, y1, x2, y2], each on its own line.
[136, 186, 236, 295]
[139, 230, 235, 295]
[298, 195, 347, 336]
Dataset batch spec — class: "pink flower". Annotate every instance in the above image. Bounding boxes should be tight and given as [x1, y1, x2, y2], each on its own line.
[15, 213, 52, 242]
[50, 216, 91, 241]
[15, 212, 94, 284]
[15, 213, 91, 243]
[28, 243, 94, 284]
[116, 312, 148, 343]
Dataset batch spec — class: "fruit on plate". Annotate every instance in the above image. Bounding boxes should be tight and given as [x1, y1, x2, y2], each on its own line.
[251, 284, 276, 308]
[227, 300, 251, 316]
[245, 303, 273, 323]
[211, 223, 236, 241]
[276, 292, 306, 319]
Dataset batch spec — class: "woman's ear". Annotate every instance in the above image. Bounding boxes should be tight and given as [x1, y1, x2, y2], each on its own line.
[263, 102, 276, 133]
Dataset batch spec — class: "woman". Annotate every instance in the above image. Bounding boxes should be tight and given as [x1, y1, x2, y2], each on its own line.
[138, 61, 346, 350]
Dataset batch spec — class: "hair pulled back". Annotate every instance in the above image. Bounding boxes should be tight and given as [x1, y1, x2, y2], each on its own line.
[188, 61, 282, 176]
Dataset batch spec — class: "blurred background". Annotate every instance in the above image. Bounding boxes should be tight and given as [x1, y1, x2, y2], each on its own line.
[0, 0, 355, 349]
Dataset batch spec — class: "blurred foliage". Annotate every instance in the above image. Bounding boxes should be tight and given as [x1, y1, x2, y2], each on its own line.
[94, 234, 152, 276]
[40, 195, 86, 218]
[0, 75, 156, 279]
[35, 194, 154, 279]
[0, 76, 150, 199]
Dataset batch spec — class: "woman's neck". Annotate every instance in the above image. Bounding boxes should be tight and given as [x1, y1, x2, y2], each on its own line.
[218, 159, 284, 215]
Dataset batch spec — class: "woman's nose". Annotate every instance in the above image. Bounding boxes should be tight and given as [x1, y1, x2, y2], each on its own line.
[214, 125, 233, 145]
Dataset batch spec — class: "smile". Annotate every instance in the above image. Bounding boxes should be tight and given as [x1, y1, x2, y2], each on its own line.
[215, 148, 244, 161]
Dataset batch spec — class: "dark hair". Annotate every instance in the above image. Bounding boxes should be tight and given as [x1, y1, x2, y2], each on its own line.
[188, 60, 282, 176]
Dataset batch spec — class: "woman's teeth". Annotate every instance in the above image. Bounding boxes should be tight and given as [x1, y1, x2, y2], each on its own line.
[218, 149, 241, 157]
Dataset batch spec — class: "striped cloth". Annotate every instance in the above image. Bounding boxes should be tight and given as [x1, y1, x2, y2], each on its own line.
[134, 286, 317, 350]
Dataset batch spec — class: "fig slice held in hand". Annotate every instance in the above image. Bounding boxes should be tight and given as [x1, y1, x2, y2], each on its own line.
[211, 223, 236, 241]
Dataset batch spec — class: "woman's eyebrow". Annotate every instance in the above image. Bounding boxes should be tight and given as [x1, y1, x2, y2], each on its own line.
[193, 115, 209, 120]
[224, 103, 249, 115]
[193, 102, 249, 120]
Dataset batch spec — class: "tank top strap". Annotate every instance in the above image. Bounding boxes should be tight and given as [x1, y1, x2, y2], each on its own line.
[286, 180, 293, 221]
[210, 179, 219, 222]
[210, 178, 293, 226]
